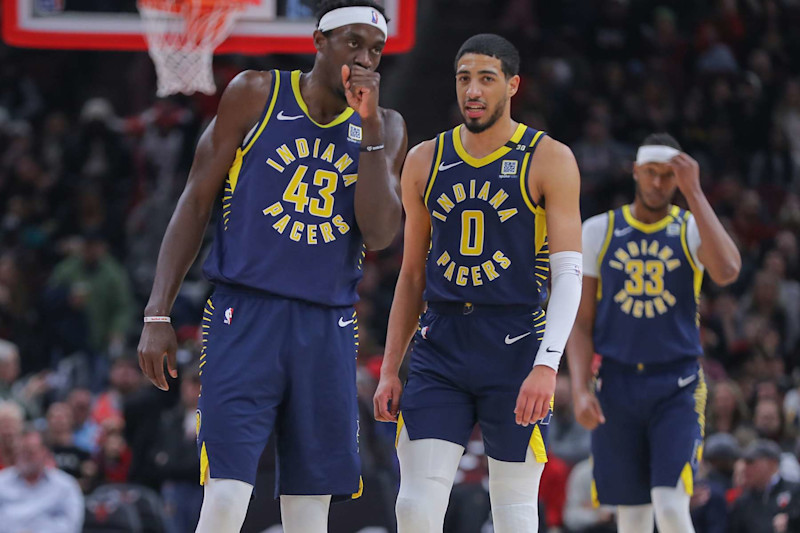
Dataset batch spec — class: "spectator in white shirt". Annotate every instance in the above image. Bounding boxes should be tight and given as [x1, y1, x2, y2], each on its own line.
[0, 428, 84, 533]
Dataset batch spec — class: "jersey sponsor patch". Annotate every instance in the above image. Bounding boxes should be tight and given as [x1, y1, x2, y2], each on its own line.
[500, 159, 518, 176]
[348, 124, 363, 143]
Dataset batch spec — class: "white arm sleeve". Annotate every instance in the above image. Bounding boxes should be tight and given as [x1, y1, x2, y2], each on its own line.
[581, 214, 609, 278]
[686, 214, 704, 270]
[534, 251, 583, 371]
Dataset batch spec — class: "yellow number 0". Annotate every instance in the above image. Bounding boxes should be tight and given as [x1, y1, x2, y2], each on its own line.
[460, 210, 484, 256]
[625, 259, 664, 296]
[283, 166, 337, 218]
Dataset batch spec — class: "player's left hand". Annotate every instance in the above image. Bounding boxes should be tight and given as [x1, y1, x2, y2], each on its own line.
[669, 152, 701, 196]
[342, 64, 380, 121]
[515, 365, 556, 427]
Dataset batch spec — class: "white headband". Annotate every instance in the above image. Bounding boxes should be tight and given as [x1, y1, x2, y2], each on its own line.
[636, 145, 680, 165]
[318, 7, 388, 39]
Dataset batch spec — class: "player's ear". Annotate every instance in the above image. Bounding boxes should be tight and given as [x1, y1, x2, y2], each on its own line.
[632, 163, 640, 183]
[507, 74, 521, 98]
[313, 30, 327, 52]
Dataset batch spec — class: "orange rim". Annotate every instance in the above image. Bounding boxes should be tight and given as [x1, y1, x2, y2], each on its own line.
[137, 0, 258, 14]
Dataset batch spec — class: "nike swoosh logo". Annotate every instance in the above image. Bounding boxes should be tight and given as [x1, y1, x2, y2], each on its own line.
[504, 332, 532, 345]
[438, 161, 464, 172]
[545, 346, 561, 354]
[277, 111, 304, 121]
[678, 374, 697, 388]
[614, 227, 634, 237]
[338, 317, 355, 327]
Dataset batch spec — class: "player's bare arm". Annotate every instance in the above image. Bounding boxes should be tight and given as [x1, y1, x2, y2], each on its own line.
[373, 139, 434, 422]
[669, 153, 741, 286]
[342, 63, 407, 250]
[138, 70, 272, 391]
[566, 275, 606, 430]
[515, 137, 583, 427]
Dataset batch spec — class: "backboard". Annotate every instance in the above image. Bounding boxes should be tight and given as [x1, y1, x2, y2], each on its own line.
[2, 0, 416, 54]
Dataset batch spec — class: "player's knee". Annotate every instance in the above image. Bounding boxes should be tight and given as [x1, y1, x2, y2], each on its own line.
[201, 480, 251, 523]
[396, 495, 437, 532]
[396, 476, 451, 533]
[488, 475, 540, 503]
[652, 487, 693, 533]
[488, 456, 543, 505]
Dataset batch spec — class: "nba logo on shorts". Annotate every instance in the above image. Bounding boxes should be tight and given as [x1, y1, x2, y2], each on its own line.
[501, 160, 518, 176]
[371, 10, 379, 24]
[224, 307, 234, 325]
[421, 326, 429, 339]
[348, 124, 363, 143]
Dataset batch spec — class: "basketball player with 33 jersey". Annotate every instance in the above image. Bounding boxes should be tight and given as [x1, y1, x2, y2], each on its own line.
[566, 134, 741, 533]
[374, 35, 583, 532]
[136, 2, 408, 532]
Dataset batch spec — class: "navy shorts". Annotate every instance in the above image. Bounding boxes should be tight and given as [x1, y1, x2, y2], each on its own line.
[592, 357, 707, 506]
[196, 285, 361, 499]
[399, 303, 551, 463]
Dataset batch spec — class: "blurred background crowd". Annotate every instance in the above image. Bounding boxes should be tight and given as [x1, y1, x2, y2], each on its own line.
[1, 0, 800, 531]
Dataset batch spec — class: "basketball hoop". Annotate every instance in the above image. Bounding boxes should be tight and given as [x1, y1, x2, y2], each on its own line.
[137, 0, 257, 97]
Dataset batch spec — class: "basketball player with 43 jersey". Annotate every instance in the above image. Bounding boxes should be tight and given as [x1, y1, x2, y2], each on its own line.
[373, 34, 583, 532]
[136, 1, 408, 532]
[566, 133, 741, 533]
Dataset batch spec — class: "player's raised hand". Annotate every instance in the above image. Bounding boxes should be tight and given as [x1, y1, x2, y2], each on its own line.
[515, 365, 557, 427]
[573, 388, 606, 430]
[137, 323, 178, 391]
[670, 152, 701, 196]
[373, 372, 403, 422]
[342, 64, 380, 121]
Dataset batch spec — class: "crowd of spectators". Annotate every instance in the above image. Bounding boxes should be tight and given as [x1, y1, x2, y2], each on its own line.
[1, 0, 800, 531]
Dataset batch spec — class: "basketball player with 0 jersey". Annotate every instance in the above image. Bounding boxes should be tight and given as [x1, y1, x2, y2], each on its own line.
[374, 34, 584, 532]
[566, 133, 741, 533]
[137, 2, 407, 532]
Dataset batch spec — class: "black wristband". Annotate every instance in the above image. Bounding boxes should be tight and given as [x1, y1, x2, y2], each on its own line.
[360, 144, 385, 152]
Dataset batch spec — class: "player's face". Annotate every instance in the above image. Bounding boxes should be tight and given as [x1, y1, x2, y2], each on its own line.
[314, 24, 386, 97]
[633, 162, 677, 212]
[455, 54, 519, 133]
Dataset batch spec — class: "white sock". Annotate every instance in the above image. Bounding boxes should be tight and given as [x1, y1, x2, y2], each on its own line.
[617, 503, 654, 533]
[488, 449, 545, 533]
[195, 478, 253, 533]
[280, 494, 331, 533]
[395, 426, 464, 533]
[652, 480, 695, 533]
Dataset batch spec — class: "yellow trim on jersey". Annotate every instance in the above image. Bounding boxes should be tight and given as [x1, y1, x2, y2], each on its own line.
[352, 476, 364, 499]
[519, 130, 547, 213]
[395, 412, 405, 448]
[590, 478, 600, 508]
[621, 204, 680, 233]
[199, 442, 209, 485]
[695, 368, 708, 438]
[534, 209, 548, 256]
[596, 210, 616, 301]
[680, 462, 694, 496]
[227, 149, 244, 194]
[529, 425, 548, 463]
[423, 133, 446, 207]
[680, 211, 704, 300]
[241, 70, 281, 156]
[452, 122, 527, 168]
[291, 70, 354, 128]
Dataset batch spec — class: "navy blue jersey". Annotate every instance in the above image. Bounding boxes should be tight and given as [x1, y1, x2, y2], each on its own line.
[423, 124, 549, 306]
[593, 205, 703, 364]
[203, 70, 365, 306]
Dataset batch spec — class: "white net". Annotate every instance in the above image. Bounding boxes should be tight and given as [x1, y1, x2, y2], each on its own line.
[138, 1, 251, 97]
